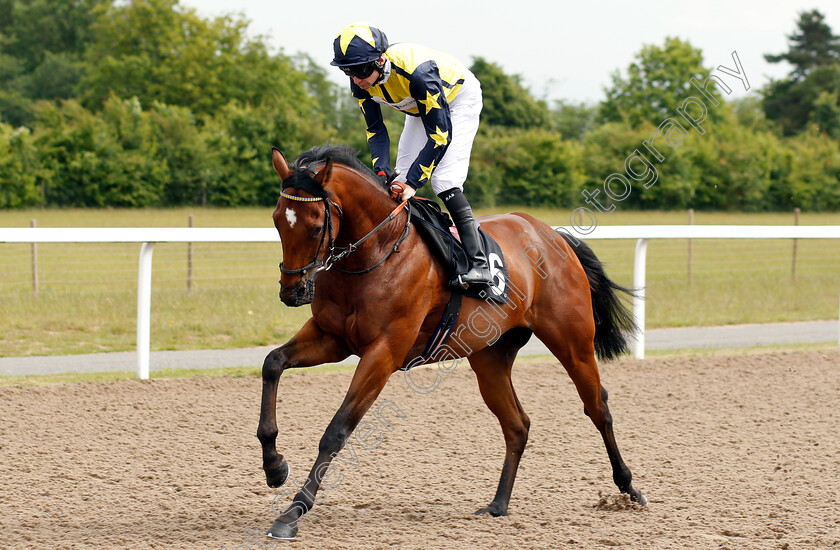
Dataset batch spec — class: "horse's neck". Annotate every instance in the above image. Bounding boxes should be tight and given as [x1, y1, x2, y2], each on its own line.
[332, 168, 401, 246]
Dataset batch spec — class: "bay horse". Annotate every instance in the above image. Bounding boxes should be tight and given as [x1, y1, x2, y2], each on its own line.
[257, 144, 646, 539]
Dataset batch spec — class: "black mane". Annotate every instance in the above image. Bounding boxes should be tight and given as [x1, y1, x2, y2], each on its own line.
[282, 144, 375, 198]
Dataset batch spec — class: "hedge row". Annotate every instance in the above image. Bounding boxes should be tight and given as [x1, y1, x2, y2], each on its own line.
[2, 96, 839, 210]
[470, 115, 840, 211]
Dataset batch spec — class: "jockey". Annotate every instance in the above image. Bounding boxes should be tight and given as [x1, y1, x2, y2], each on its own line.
[331, 22, 493, 289]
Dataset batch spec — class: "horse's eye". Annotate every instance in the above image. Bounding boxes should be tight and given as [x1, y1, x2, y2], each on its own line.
[311, 226, 323, 239]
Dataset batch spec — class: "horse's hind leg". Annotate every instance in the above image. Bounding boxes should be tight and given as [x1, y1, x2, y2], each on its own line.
[468, 327, 533, 517]
[534, 324, 647, 505]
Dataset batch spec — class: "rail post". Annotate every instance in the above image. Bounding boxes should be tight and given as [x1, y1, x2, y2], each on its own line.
[792, 207, 800, 280]
[30, 219, 39, 296]
[687, 209, 694, 283]
[633, 238, 649, 359]
[137, 242, 155, 380]
[187, 214, 194, 293]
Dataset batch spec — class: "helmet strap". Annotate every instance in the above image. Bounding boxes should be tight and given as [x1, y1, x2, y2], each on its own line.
[373, 56, 388, 84]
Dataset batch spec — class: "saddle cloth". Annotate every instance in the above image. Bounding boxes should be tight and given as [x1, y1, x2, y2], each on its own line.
[407, 198, 509, 303]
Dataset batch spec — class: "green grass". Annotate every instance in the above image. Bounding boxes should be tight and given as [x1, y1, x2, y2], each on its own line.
[0, 362, 356, 387]
[587, 237, 840, 327]
[1, 207, 839, 358]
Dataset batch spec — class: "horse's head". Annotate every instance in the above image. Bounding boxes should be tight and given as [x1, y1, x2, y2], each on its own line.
[271, 148, 340, 307]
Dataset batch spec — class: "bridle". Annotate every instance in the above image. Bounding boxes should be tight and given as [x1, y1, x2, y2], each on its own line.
[278, 180, 412, 277]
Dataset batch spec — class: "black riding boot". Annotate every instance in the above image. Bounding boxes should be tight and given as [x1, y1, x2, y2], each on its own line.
[439, 189, 493, 289]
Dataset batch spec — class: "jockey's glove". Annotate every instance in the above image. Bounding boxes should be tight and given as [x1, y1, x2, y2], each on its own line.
[389, 181, 416, 202]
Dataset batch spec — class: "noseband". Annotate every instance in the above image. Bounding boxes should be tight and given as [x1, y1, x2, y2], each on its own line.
[278, 187, 412, 277]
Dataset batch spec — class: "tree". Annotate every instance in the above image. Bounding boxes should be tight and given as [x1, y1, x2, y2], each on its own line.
[0, 123, 40, 207]
[0, 0, 106, 124]
[146, 101, 211, 206]
[469, 127, 585, 207]
[468, 57, 551, 129]
[79, 0, 315, 118]
[600, 37, 722, 128]
[552, 100, 598, 140]
[32, 98, 168, 207]
[765, 9, 840, 81]
[763, 10, 840, 135]
[1, 0, 105, 71]
[810, 90, 840, 139]
[731, 95, 772, 132]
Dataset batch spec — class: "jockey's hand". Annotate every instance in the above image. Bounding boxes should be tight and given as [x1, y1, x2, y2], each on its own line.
[389, 181, 416, 202]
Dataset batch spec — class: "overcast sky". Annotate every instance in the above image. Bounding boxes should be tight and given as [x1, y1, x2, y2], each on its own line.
[181, 0, 838, 104]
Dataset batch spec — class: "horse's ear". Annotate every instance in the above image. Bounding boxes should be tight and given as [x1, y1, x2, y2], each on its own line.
[314, 158, 333, 185]
[272, 147, 291, 180]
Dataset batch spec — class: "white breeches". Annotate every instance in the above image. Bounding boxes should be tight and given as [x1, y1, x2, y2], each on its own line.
[395, 71, 482, 195]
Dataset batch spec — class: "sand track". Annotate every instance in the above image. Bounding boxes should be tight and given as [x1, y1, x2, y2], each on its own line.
[2, 350, 839, 549]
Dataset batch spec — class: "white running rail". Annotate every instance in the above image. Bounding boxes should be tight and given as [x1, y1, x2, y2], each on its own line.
[2, 225, 839, 377]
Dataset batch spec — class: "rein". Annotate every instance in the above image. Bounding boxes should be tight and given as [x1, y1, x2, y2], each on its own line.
[332, 200, 411, 274]
[279, 188, 411, 276]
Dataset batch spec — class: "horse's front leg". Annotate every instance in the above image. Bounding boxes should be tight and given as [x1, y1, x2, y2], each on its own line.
[257, 318, 350, 489]
[266, 340, 401, 539]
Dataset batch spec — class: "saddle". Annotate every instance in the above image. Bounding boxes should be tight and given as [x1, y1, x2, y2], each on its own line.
[407, 197, 508, 304]
[391, 198, 510, 370]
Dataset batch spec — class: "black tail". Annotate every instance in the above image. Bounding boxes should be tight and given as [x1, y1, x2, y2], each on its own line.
[560, 233, 638, 360]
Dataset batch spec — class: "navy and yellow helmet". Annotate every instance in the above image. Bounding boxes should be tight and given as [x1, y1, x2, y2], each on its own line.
[331, 23, 389, 67]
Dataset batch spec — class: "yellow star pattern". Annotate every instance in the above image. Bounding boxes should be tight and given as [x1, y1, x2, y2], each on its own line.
[358, 98, 366, 114]
[372, 156, 379, 166]
[430, 126, 449, 148]
[419, 159, 437, 182]
[419, 91, 441, 114]
[338, 24, 375, 55]
[366, 130, 377, 142]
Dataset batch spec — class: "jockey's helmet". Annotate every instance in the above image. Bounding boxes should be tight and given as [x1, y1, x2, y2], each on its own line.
[331, 23, 389, 68]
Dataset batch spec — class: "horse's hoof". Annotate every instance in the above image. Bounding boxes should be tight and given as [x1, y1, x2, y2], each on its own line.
[265, 460, 290, 488]
[632, 490, 648, 506]
[266, 519, 298, 540]
[475, 503, 508, 517]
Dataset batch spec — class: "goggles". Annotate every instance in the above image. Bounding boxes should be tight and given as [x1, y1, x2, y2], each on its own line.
[339, 62, 378, 79]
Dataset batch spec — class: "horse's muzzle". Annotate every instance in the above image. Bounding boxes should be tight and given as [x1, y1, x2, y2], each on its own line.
[279, 277, 316, 307]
